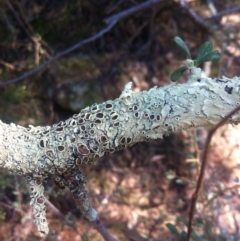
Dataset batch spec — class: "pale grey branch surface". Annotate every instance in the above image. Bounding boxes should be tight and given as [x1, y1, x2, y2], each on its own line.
[0, 63, 240, 235]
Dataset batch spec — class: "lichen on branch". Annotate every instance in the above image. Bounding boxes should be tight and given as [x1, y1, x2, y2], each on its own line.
[0, 65, 240, 235]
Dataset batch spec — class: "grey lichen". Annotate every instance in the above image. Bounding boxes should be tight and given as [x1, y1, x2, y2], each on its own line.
[1, 65, 240, 236]
[28, 177, 49, 235]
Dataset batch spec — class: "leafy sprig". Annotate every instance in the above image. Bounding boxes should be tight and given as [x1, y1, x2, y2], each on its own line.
[171, 36, 221, 82]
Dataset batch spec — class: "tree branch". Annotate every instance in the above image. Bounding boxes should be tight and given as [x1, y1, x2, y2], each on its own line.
[1, 62, 240, 237]
[92, 218, 118, 241]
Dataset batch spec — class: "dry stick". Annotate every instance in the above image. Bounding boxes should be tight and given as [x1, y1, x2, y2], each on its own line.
[0, 60, 15, 70]
[104, 0, 164, 24]
[177, 0, 210, 30]
[0, 19, 117, 87]
[186, 105, 240, 241]
[0, 201, 30, 218]
[179, 0, 240, 32]
[203, 184, 240, 211]
[16, 1, 53, 59]
[1, 0, 164, 86]
[4, 0, 51, 65]
[92, 218, 118, 241]
[4, 0, 34, 42]
[45, 199, 83, 238]
[206, 5, 240, 20]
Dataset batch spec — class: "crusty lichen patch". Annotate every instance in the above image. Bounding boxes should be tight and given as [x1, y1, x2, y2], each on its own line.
[1, 65, 240, 235]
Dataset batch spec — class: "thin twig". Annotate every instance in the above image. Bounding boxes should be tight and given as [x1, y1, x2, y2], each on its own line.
[3, 0, 51, 65]
[203, 184, 240, 211]
[0, 19, 117, 86]
[0, 200, 33, 221]
[4, 0, 33, 42]
[1, 0, 164, 86]
[0, 60, 15, 70]
[104, 0, 164, 24]
[206, 5, 240, 20]
[177, 0, 210, 30]
[186, 105, 240, 241]
[92, 218, 118, 241]
[16, 1, 52, 59]
[45, 199, 83, 238]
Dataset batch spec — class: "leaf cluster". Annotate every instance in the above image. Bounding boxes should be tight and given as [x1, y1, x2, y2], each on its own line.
[171, 37, 221, 82]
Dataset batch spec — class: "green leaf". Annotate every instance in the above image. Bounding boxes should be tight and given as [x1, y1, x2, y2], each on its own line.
[173, 36, 191, 58]
[177, 217, 189, 227]
[176, 179, 185, 184]
[196, 42, 214, 63]
[166, 223, 179, 236]
[181, 231, 188, 241]
[192, 218, 204, 227]
[193, 60, 198, 66]
[171, 67, 188, 82]
[191, 230, 206, 241]
[196, 50, 221, 65]
[192, 237, 206, 241]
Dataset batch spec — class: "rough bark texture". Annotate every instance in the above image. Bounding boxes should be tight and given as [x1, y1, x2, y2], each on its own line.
[0, 63, 240, 235]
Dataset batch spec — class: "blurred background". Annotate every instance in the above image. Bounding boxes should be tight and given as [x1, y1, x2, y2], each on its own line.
[0, 0, 240, 240]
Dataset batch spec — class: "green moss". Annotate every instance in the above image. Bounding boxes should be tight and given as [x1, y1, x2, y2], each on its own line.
[0, 85, 30, 104]
[56, 57, 100, 80]
[0, 84, 44, 125]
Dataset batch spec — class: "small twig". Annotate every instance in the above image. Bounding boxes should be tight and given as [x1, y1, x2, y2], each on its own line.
[186, 105, 240, 241]
[92, 218, 118, 241]
[1, 0, 163, 86]
[4, 0, 33, 42]
[206, 5, 240, 20]
[0, 60, 15, 70]
[203, 184, 240, 211]
[14, 176, 23, 215]
[45, 199, 83, 238]
[16, 1, 52, 60]
[177, 0, 210, 31]
[0, 201, 33, 220]
[105, 0, 163, 24]
[0, 19, 117, 86]
[3, 0, 50, 66]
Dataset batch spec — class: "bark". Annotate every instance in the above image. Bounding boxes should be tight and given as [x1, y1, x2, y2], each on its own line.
[0, 62, 240, 235]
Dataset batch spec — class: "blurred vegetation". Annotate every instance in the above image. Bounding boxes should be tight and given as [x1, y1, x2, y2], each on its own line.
[0, 0, 240, 240]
